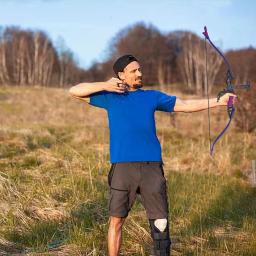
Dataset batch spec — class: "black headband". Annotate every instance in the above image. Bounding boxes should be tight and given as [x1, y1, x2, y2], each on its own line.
[113, 54, 138, 77]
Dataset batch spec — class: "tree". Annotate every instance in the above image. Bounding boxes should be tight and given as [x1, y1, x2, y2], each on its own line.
[0, 26, 82, 87]
[177, 31, 222, 95]
[108, 22, 170, 86]
[217, 48, 256, 133]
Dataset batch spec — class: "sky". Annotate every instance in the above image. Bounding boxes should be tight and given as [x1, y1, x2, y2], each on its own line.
[0, 0, 255, 69]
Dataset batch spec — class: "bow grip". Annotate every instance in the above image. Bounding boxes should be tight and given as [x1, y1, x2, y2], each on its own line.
[227, 96, 234, 118]
[227, 96, 234, 107]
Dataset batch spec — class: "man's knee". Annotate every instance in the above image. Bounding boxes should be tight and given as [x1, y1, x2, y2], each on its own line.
[109, 216, 126, 228]
[149, 218, 171, 256]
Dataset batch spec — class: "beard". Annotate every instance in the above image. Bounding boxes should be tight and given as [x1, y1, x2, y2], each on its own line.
[134, 78, 142, 88]
[120, 78, 142, 91]
[134, 83, 143, 88]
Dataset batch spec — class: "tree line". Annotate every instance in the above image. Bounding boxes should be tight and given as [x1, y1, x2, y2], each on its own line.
[0, 23, 255, 94]
[0, 23, 255, 132]
[0, 26, 84, 87]
[87, 23, 255, 95]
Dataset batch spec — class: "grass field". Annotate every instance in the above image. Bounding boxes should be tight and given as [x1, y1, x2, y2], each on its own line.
[0, 86, 255, 255]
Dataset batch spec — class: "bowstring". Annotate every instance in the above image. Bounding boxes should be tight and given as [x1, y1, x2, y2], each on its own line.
[204, 37, 212, 153]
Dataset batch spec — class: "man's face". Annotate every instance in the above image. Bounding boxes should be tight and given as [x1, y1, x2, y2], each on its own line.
[119, 61, 142, 88]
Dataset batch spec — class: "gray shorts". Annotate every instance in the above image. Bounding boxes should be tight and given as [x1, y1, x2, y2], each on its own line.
[107, 161, 169, 219]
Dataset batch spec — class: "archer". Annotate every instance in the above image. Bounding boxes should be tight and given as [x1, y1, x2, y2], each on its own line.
[69, 54, 235, 256]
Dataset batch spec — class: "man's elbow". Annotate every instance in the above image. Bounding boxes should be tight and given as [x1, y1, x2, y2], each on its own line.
[69, 83, 91, 98]
[69, 85, 78, 96]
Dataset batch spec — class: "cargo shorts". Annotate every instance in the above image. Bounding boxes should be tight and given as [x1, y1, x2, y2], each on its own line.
[107, 161, 169, 219]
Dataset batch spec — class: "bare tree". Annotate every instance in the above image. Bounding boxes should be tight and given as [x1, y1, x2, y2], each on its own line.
[178, 32, 194, 90]
[0, 33, 10, 84]
[0, 26, 81, 87]
[177, 31, 222, 95]
[108, 22, 169, 86]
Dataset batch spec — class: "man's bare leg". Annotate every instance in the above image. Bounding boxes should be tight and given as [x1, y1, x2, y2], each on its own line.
[108, 216, 126, 256]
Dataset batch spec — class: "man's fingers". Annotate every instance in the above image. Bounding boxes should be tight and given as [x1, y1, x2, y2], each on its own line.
[114, 89, 125, 93]
[110, 82, 123, 88]
[226, 93, 238, 105]
[110, 78, 123, 85]
[113, 86, 125, 93]
[116, 87, 125, 92]
[229, 93, 237, 98]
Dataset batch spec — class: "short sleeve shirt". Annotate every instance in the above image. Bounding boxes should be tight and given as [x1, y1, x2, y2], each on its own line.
[89, 89, 176, 163]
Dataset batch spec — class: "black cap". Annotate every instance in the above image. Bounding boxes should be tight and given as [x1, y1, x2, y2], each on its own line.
[113, 54, 138, 77]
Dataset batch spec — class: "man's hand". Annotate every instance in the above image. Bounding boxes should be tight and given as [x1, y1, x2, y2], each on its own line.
[104, 77, 126, 93]
[218, 93, 237, 106]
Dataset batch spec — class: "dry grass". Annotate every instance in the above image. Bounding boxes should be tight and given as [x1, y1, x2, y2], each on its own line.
[0, 85, 255, 255]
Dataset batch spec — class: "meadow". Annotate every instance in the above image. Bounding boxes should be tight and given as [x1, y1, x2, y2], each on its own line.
[0, 85, 255, 255]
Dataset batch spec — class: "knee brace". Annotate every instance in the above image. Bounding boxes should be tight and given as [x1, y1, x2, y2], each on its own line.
[149, 218, 171, 256]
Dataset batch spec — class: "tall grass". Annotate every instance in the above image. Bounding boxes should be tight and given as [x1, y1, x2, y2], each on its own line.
[0, 86, 255, 255]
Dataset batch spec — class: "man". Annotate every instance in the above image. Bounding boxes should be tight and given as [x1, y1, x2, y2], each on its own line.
[69, 54, 236, 256]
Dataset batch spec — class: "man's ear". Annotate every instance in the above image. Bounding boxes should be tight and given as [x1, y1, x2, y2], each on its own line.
[118, 71, 125, 80]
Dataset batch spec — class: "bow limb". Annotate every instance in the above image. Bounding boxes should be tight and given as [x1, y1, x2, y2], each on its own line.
[203, 26, 234, 81]
[203, 26, 235, 156]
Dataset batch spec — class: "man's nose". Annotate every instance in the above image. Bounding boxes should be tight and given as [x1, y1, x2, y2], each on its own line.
[136, 70, 142, 76]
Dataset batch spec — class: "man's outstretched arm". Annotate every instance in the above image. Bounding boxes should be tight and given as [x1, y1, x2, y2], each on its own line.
[69, 77, 125, 98]
[174, 93, 237, 113]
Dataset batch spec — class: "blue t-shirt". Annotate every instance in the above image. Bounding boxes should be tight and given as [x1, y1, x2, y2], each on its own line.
[89, 89, 176, 163]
